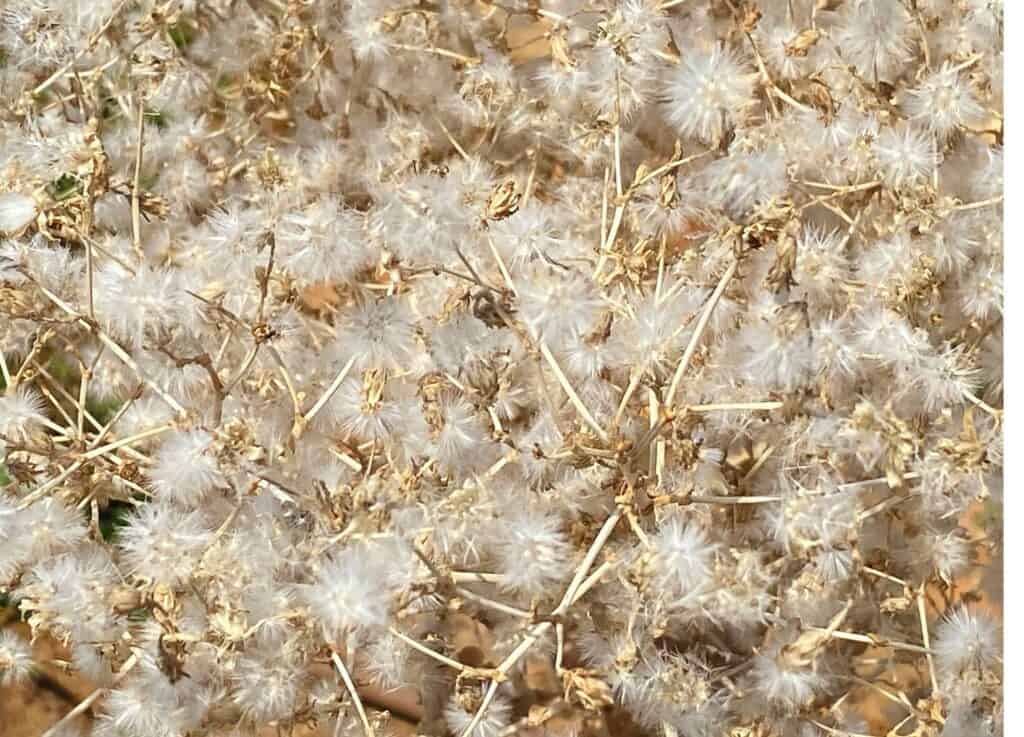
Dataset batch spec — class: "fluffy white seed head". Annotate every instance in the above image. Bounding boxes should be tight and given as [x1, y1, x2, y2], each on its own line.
[748, 649, 830, 712]
[0, 630, 34, 686]
[305, 549, 392, 642]
[494, 506, 571, 597]
[835, 0, 914, 82]
[902, 65, 985, 139]
[444, 691, 514, 737]
[0, 192, 37, 235]
[147, 429, 224, 506]
[118, 502, 212, 588]
[0, 386, 47, 447]
[662, 43, 756, 144]
[873, 124, 939, 189]
[650, 515, 716, 598]
[933, 606, 1000, 676]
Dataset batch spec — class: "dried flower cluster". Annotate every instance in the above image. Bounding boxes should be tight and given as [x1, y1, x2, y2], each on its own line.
[0, 1, 1003, 736]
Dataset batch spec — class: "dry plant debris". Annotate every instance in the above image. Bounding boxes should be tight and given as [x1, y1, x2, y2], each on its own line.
[0, 0, 1003, 736]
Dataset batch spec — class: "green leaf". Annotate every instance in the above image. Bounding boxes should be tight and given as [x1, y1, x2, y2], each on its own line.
[51, 173, 82, 200]
[167, 22, 195, 49]
[98, 500, 135, 542]
[144, 109, 169, 129]
[87, 397, 124, 426]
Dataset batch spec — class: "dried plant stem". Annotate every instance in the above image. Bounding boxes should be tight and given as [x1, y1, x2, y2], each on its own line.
[917, 584, 939, 695]
[862, 567, 908, 587]
[435, 116, 471, 161]
[329, 447, 364, 473]
[40, 651, 139, 737]
[685, 400, 783, 412]
[521, 147, 539, 207]
[655, 237, 667, 301]
[593, 111, 626, 279]
[33, 283, 187, 415]
[800, 180, 866, 192]
[30, 361, 97, 431]
[856, 492, 918, 522]
[562, 509, 622, 604]
[301, 355, 358, 429]
[85, 388, 143, 451]
[690, 494, 784, 504]
[665, 259, 738, 407]
[632, 150, 711, 188]
[130, 101, 145, 262]
[332, 651, 376, 737]
[740, 443, 774, 483]
[809, 628, 932, 654]
[388, 629, 471, 673]
[524, 562, 619, 683]
[16, 422, 173, 509]
[600, 166, 611, 250]
[389, 43, 481, 65]
[82, 422, 174, 461]
[953, 195, 1003, 211]
[486, 237, 517, 295]
[555, 619, 566, 672]
[799, 180, 881, 212]
[33, 382, 76, 431]
[30, 0, 131, 96]
[837, 473, 920, 492]
[459, 510, 621, 737]
[456, 586, 533, 619]
[221, 343, 261, 396]
[647, 388, 659, 474]
[571, 559, 612, 604]
[849, 675, 916, 714]
[265, 344, 304, 419]
[10, 329, 52, 389]
[17, 460, 86, 509]
[82, 232, 137, 275]
[76, 358, 90, 438]
[611, 365, 645, 431]
[450, 571, 506, 584]
[540, 341, 609, 442]
[85, 237, 96, 318]
[963, 388, 1001, 418]
[30, 361, 149, 465]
